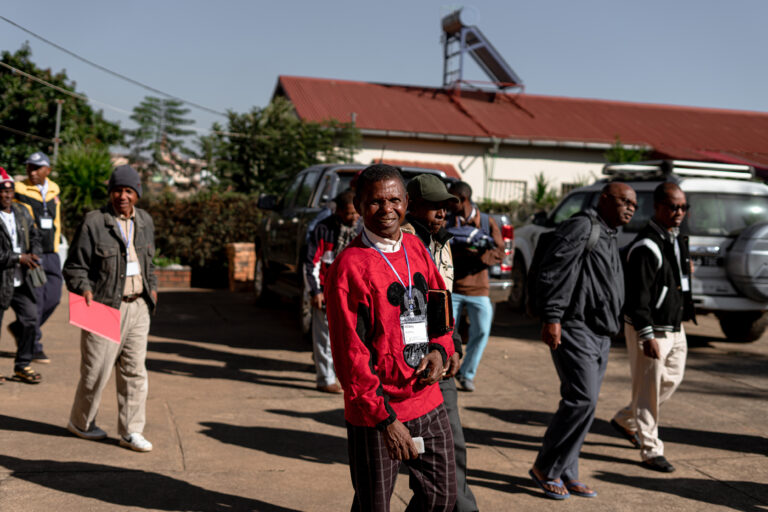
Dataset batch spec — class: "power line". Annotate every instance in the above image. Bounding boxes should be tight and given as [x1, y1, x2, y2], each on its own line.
[0, 15, 227, 117]
[0, 60, 132, 114]
[0, 123, 54, 143]
[0, 60, 249, 139]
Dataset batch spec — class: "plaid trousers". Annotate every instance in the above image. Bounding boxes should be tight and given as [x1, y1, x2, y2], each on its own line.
[346, 404, 457, 512]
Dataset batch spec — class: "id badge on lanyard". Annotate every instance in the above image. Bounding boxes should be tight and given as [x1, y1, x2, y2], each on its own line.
[40, 213, 53, 230]
[38, 182, 53, 229]
[362, 232, 431, 369]
[401, 312, 428, 345]
[118, 219, 140, 276]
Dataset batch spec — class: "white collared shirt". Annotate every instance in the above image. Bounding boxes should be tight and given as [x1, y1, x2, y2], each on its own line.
[0, 210, 23, 287]
[362, 226, 402, 253]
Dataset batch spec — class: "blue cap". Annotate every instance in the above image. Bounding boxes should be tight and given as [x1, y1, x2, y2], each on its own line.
[25, 152, 51, 167]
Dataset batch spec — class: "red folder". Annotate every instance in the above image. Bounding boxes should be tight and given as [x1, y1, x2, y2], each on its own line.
[68, 291, 121, 344]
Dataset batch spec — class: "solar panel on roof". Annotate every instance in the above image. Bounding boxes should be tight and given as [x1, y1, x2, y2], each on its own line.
[441, 9, 522, 89]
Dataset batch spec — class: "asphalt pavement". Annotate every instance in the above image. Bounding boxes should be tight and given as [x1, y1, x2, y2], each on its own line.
[1, 288, 766, 511]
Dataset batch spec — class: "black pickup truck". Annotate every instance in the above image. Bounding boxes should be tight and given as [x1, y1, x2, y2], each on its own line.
[254, 163, 514, 335]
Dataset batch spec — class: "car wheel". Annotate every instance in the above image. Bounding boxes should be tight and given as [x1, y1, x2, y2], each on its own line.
[300, 286, 312, 339]
[717, 311, 768, 342]
[508, 255, 527, 311]
[253, 250, 265, 301]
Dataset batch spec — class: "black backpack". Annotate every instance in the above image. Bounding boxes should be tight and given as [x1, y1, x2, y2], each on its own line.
[526, 213, 601, 318]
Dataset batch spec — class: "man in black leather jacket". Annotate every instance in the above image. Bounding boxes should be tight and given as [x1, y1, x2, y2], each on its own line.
[529, 182, 636, 500]
[611, 182, 695, 473]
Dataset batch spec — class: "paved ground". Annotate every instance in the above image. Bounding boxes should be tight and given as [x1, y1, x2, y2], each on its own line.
[1, 288, 766, 511]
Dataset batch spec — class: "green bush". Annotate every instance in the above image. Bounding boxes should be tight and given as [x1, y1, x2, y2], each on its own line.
[55, 141, 112, 240]
[144, 190, 260, 286]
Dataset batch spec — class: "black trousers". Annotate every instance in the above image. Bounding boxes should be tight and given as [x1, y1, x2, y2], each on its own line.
[33, 252, 63, 350]
[1, 283, 38, 370]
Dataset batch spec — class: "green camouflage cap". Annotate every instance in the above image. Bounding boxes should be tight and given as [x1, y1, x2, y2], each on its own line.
[407, 174, 459, 204]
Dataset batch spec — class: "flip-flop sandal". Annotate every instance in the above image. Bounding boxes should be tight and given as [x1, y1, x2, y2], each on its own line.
[14, 366, 42, 384]
[529, 469, 570, 500]
[565, 480, 598, 498]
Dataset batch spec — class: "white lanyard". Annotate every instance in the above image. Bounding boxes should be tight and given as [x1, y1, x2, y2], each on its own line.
[117, 219, 134, 256]
[37, 180, 50, 216]
[363, 231, 415, 315]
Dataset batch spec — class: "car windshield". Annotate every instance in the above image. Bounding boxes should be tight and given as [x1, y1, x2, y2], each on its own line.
[684, 193, 768, 237]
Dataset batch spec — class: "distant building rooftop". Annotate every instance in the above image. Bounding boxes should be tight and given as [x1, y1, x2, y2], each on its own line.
[274, 75, 768, 173]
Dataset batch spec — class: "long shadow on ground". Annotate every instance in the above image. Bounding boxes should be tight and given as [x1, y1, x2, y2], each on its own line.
[595, 471, 768, 512]
[199, 422, 349, 465]
[0, 415, 72, 438]
[146, 358, 315, 391]
[264, 408, 346, 429]
[0, 454, 299, 511]
[148, 341, 312, 373]
[467, 407, 768, 457]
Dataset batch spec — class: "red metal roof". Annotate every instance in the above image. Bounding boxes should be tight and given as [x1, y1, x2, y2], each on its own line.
[373, 158, 461, 180]
[276, 76, 768, 171]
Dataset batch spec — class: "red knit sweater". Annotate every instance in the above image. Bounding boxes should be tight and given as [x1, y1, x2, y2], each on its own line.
[325, 232, 455, 428]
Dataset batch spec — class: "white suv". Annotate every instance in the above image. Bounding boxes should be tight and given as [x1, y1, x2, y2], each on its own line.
[511, 160, 768, 342]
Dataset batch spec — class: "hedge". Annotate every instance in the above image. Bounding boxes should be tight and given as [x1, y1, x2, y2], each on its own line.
[143, 190, 261, 287]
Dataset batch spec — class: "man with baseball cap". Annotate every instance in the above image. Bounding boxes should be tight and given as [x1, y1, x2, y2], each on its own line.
[403, 173, 479, 511]
[0, 167, 43, 384]
[13, 151, 63, 363]
[64, 165, 158, 452]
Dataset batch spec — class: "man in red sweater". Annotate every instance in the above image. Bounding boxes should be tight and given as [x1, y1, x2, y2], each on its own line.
[325, 164, 457, 512]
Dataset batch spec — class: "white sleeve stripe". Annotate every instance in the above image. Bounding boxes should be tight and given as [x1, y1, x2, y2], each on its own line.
[627, 239, 663, 271]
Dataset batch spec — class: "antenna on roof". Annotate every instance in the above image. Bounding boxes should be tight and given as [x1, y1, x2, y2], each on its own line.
[441, 8, 523, 90]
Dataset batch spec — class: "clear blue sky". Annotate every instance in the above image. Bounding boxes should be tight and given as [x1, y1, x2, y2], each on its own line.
[2, 0, 766, 140]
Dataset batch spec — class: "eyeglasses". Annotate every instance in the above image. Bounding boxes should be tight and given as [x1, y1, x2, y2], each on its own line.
[663, 202, 690, 213]
[607, 194, 637, 209]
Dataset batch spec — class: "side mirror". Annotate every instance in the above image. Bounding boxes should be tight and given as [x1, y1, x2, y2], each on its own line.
[532, 210, 548, 226]
[257, 194, 278, 210]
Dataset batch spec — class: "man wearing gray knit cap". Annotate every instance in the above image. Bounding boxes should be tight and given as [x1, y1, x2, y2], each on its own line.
[64, 165, 158, 452]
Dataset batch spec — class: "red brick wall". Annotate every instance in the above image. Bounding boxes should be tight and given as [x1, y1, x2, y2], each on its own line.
[226, 243, 255, 292]
[156, 266, 192, 289]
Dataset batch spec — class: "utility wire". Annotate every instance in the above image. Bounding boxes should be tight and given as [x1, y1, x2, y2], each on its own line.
[0, 15, 227, 117]
[0, 123, 54, 142]
[0, 60, 132, 114]
[0, 61, 249, 138]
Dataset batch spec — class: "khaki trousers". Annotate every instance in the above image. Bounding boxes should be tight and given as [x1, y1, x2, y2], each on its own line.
[613, 323, 687, 460]
[69, 298, 151, 437]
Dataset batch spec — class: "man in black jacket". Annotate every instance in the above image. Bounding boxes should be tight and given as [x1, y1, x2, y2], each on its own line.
[0, 167, 43, 384]
[529, 182, 636, 500]
[611, 182, 694, 473]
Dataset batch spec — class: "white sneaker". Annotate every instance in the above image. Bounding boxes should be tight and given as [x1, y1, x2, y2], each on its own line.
[67, 421, 107, 440]
[120, 432, 153, 452]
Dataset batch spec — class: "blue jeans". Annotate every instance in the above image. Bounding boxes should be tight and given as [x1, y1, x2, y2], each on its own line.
[453, 294, 493, 382]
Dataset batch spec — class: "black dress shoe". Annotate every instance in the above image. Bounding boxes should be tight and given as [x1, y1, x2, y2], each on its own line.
[610, 419, 640, 448]
[642, 456, 676, 473]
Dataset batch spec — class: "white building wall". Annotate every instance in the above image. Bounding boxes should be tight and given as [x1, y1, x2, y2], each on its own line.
[355, 137, 607, 202]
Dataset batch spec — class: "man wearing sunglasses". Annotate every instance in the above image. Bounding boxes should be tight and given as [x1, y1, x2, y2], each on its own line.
[611, 182, 695, 473]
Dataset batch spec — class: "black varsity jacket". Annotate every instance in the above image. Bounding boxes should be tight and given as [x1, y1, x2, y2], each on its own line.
[624, 219, 696, 339]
